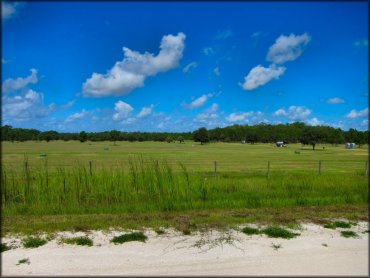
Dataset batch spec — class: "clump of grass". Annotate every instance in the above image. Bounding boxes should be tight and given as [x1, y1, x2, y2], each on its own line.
[241, 226, 260, 235]
[22, 236, 47, 248]
[17, 258, 30, 265]
[322, 243, 328, 247]
[262, 226, 299, 239]
[324, 221, 351, 229]
[340, 231, 359, 238]
[62, 236, 93, 246]
[155, 228, 166, 235]
[1, 243, 10, 252]
[182, 228, 191, 235]
[111, 232, 147, 244]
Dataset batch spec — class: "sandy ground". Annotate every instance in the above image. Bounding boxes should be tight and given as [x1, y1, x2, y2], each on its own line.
[1, 222, 369, 276]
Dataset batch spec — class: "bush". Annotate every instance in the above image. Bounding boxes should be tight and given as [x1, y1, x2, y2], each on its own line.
[63, 236, 93, 246]
[22, 236, 47, 248]
[241, 226, 260, 235]
[111, 232, 147, 244]
[262, 226, 299, 239]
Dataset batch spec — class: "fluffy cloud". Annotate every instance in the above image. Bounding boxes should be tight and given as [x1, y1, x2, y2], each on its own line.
[226, 111, 265, 124]
[83, 32, 186, 97]
[182, 94, 212, 109]
[240, 64, 286, 90]
[326, 97, 344, 104]
[194, 103, 219, 124]
[273, 106, 311, 120]
[112, 100, 134, 121]
[266, 33, 311, 64]
[183, 61, 197, 73]
[2, 89, 54, 122]
[2, 69, 38, 93]
[137, 104, 154, 119]
[346, 108, 368, 119]
[65, 109, 88, 123]
[306, 117, 324, 126]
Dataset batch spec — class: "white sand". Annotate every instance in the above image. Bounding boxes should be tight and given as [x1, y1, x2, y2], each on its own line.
[1, 222, 369, 276]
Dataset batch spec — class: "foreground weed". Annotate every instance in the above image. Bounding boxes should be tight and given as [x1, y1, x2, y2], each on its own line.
[322, 243, 328, 247]
[0, 243, 10, 252]
[22, 236, 47, 248]
[271, 243, 282, 251]
[63, 236, 93, 246]
[241, 226, 260, 235]
[324, 221, 351, 229]
[340, 231, 359, 238]
[155, 228, 166, 235]
[111, 232, 147, 244]
[16, 258, 30, 265]
[182, 228, 191, 235]
[262, 226, 299, 239]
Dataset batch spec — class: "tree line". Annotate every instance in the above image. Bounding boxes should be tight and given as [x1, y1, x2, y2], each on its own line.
[1, 123, 368, 150]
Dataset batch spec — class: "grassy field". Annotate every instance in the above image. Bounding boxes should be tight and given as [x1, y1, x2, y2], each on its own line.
[1, 141, 368, 234]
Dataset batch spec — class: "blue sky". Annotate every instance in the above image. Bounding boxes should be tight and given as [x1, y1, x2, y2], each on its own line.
[2, 1, 368, 132]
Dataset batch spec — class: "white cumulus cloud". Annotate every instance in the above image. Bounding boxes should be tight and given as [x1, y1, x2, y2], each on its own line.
[306, 117, 324, 126]
[2, 89, 54, 122]
[83, 32, 186, 97]
[113, 101, 134, 121]
[213, 67, 220, 76]
[2, 68, 38, 93]
[266, 33, 311, 64]
[194, 103, 219, 124]
[183, 93, 213, 109]
[273, 106, 311, 121]
[137, 104, 154, 119]
[346, 108, 368, 119]
[65, 109, 88, 123]
[240, 64, 286, 90]
[326, 97, 344, 104]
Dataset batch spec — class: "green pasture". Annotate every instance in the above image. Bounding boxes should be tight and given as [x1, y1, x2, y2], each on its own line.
[1, 141, 368, 234]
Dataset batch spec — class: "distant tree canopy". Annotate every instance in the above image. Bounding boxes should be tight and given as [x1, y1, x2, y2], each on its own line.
[1, 123, 368, 148]
[193, 127, 210, 145]
[79, 131, 88, 143]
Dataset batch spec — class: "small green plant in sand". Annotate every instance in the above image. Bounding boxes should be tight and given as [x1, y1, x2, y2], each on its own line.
[241, 226, 260, 235]
[22, 236, 47, 248]
[62, 236, 93, 246]
[262, 226, 300, 239]
[324, 221, 351, 229]
[111, 232, 147, 244]
[322, 243, 328, 247]
[17, 258, 30, 265]
[155, 228, 166, 235]
[0, 243, 10, 252]
[340, 231, 359, 238]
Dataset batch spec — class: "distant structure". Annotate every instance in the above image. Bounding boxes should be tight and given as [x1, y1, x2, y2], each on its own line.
[345, 142, 356, 149]
[241, 140, 246, 144]
[276, 141, 285, 147]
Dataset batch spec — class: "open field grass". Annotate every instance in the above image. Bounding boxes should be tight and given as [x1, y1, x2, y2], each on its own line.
[1, 141, 368, 234]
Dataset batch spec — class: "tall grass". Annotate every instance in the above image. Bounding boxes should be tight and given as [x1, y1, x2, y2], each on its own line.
[1, 156, 368, 216]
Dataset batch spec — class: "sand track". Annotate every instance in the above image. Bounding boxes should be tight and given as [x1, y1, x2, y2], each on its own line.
[1, 222, 368, 276]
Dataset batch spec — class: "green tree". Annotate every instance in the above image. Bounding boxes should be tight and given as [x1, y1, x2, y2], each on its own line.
[166, 136, 173, 143]
[193, 127, 209, 145]
[178, 136, 184, 143]
[300, 126, 324, 150]
[110, 130, 120, 145]
[79, 131, 87, 143]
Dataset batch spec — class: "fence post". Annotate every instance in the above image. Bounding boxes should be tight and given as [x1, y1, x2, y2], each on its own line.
[214, 161, 217, 176]
[365, 161, 368, 176]
[89, 161, 92, 176]
[318, 160, 322, 175]
[267, 160, 270, 179]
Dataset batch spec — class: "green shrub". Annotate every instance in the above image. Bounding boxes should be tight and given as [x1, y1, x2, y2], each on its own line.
[22, 236, 47, 248]
[111, 232, 147, 244]
[241, 226, 260, 235]
[324, 221, 351, 229]
[262, 226, 299, 239]
[340, 231, 359, 238]
[0, 243, 10, 252]
[63, 236, 93, 246]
